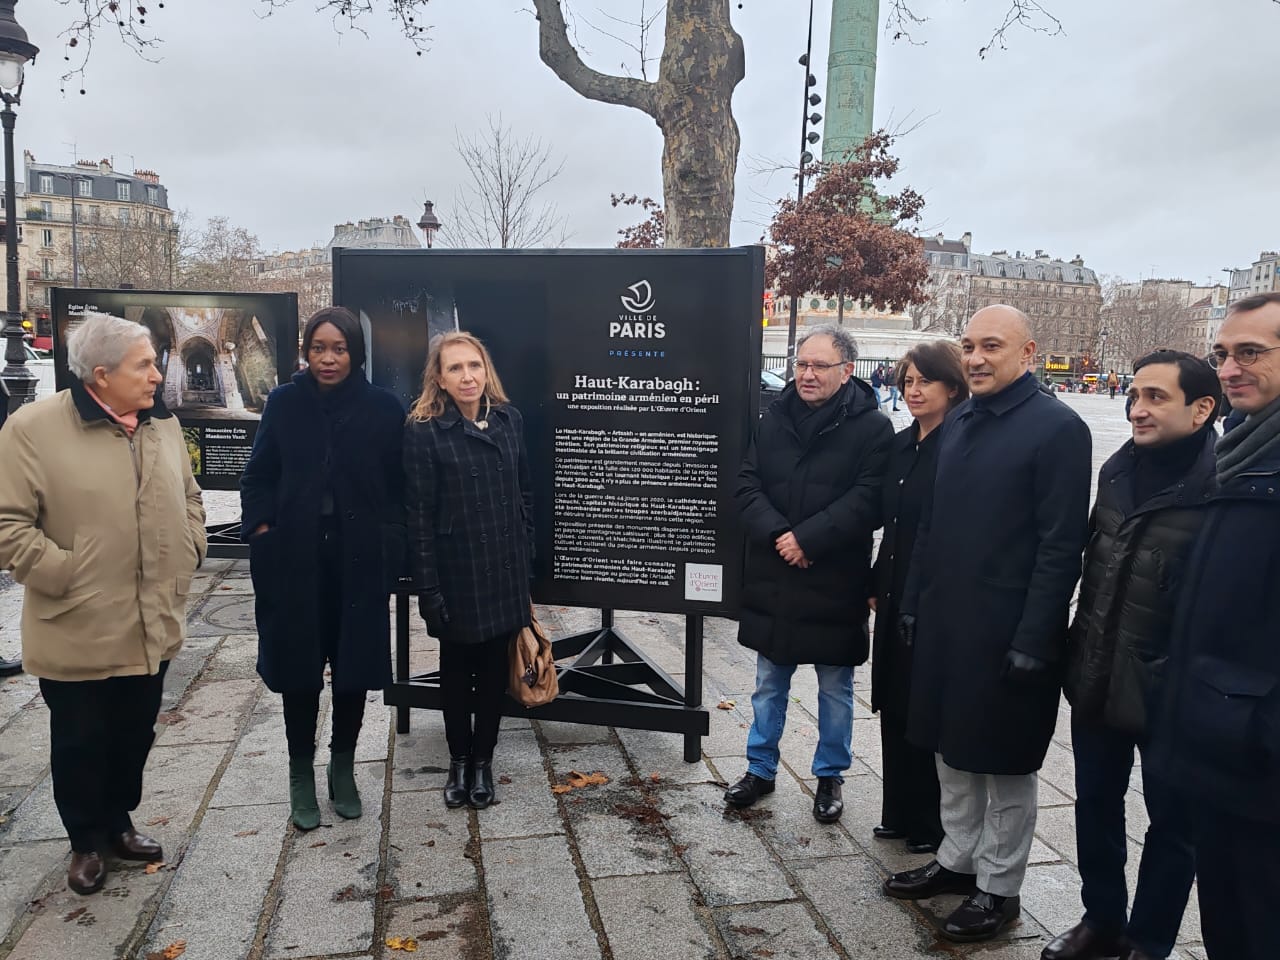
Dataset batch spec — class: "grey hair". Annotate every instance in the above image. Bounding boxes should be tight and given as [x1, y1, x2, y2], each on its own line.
[66, 312, 155, 381]
[797, 323, 859, 363]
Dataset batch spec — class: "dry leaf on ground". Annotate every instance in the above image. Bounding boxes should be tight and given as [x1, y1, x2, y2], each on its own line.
[552, 770, 610, 794]
[386, 935, 419, 952]
[154, 941, 187, 959]
[144, 862, 166, 875]
[144, 816, 171, 827]
[716, 699, 736, 710]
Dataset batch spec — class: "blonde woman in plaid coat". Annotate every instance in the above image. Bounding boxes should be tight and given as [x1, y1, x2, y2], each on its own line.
[404, 331, 534, 810]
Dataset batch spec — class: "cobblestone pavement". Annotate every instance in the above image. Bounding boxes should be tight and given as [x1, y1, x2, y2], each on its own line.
[0, 394, 1208, 959]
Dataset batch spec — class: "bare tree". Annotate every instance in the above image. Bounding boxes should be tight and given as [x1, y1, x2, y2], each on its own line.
[73, 208, 187, 290]
[180, 217, 263, 291]
[446, 116, 570, 249]
[1099, 277, 1194, 370]
[912, 266, 971, 336]
[886, 0, 1062, 57]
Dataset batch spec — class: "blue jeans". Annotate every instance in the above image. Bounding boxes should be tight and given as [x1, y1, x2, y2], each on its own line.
[1072, 713, 1195, 958]
[746, 654, 854, 781]
[888, 385, 900, 409]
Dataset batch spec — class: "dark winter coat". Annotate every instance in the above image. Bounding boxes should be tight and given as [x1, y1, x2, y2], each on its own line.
[1064, 429, 1217, 738]
[403, 401, 534, 645]
[240, 371, 406, 694]
[904, 373, 1091, 775]
[735, 378, 893, 666]
[870, 422, 941, 717]
[1151, 438, 1280, 823]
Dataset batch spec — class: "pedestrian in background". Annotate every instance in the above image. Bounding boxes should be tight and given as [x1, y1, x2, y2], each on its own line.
[870, 362, 886, 407]
[404, 331, 534, 811]
[885, 305, 1091, 943]
[240, 306, 406, 831]
[869, 341, 967, 854]
[1045, 350, 1217, 960]
[1151, 293, 1280, 960]
[0, 312, 205, 895]
[886, 360, 902, 411]
[727, 324, 892, 824]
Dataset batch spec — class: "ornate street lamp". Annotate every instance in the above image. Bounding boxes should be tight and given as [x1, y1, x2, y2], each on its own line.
[417, 200, 442, 249]
[0, 0, 37, 413]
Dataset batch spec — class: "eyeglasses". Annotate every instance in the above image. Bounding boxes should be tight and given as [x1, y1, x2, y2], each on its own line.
[792, 359, 846, 374]
[1207, 345, 1280, 369]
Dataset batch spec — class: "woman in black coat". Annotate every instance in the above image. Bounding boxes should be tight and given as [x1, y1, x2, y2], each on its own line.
[404, 331, 534, 811]
[869, 341, 966, 853]
[241, 307, 406, 831]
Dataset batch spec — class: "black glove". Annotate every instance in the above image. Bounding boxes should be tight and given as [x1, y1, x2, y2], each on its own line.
[1002, 649, 1053, 685]
[897, 614, 916, 648]
[418, 589, 450, 638]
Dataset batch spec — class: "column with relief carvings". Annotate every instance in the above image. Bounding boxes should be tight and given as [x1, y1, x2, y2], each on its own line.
[822, 0, 879, 163]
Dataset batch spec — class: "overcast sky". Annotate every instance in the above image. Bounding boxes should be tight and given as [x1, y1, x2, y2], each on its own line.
[17, 0, 1280, 281]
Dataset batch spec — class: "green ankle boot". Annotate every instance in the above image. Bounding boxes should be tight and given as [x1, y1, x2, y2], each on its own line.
[327, 750, 362, 819]
[288, 756, 321, 831]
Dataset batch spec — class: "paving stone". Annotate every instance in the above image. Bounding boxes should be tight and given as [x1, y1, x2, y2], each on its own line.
[0, 778, 63, 844]
[199, 634, 262, 682]
[0, 840, 66, 941]
[475, 730, 562, 840]
[716, 900, 839, 960]
[535, 719, 615, 744]
[390, 717, 452, 793]
[615, 726, 716, 784]
[136, 743, 229, 846]
[210, 697, 291, 808]
[1020, 861, 1088, 940]
[592, 874, 718, 960]
[0, 701, 50, 787]
[313, 689, 393, 764]
[483, 834, 600, 960]
[263, 762, 386, 959]
[382, 893, 490, 959]
[386, 788, 476, 898]
[142, 804, 288, 960]
[190, 596, 257, 637]
[155, 678, 258, 746]
[753, 769, 863, 861]
[161, 633, 227, 705]
[661, 783, 792, 908]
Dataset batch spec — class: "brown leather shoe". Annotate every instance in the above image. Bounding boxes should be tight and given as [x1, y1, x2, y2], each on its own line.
[1041, 921, 1126, 960]
[111, 829, 164, 863]
[68, 851, 107, 895]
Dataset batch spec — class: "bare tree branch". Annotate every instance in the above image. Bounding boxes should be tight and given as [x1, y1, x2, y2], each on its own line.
[885, 0, 1062, 57]
[578, 1, 666, 81]
[532, 0, 658, 114]
[446, 115, 571, 249]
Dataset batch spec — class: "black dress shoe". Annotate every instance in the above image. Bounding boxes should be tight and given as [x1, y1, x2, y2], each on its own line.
[469, 758, 495, 810]
[111, 829, 163, 863]
[813, 777, 843, 823]
[723, 773, 775, 809]
[444, 756, 471, 809]
[0, 655, 21, 677]
[68, 851, 107, 895]
[873, 824, 906, 840]
[940, 891, 1020, 943]
[883, 859, 977, 900]
[1042, 921, 1126, 960]
[905, 837, 940, 854]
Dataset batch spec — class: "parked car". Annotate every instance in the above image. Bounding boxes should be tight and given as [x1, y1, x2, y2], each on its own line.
[760, 368, 786, 413]
[23, 345, 56, 398]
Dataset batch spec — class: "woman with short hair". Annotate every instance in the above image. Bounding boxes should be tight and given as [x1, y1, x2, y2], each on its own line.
[404, 331, 534, 810]
[0, 311, 205, 895]
[869, 341, 968, 853]
[241, 306, 405, 830]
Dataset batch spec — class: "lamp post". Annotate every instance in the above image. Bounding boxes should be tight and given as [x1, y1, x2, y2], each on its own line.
[0, 0, 36, 414]
[784, 0, 823, 381]
[1098, 328, 1109, 376]
[418, 200, 441, 249]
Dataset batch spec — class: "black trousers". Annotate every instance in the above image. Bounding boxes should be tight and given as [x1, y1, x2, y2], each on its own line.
[40, 661, 170, 854]
[281, 517, 367, 760]
[440, 635, 510, 760]
[879, 708, 943, 844]
[1193, 803, 1280, 960]
[1072, 715, 1195, 958]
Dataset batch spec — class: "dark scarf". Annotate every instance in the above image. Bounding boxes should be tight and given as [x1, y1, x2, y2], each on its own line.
[296, 369, 366, 516]
[786, 382, 846, 448]
[1216, 393, 1280, 484]
[1132, 421, 1214, 505]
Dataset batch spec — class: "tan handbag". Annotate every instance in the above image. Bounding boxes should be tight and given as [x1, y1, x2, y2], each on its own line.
[508, 609, 559, 707]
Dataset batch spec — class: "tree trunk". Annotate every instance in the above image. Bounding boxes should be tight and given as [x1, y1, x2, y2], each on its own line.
[533, 0, 744, 248]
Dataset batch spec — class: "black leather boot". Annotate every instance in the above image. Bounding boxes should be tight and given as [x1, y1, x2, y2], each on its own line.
[469, 758, 495, 809]
[444, 756, 471, 809]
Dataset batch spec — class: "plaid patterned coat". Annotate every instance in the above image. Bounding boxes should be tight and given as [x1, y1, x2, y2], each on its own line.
[404, 401, 534, 644]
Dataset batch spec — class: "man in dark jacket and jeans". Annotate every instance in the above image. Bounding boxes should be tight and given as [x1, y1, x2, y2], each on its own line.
[1044, 351, 1219, 960]
[1151, 293, 1280, 960]
[727, 324, 892, 824]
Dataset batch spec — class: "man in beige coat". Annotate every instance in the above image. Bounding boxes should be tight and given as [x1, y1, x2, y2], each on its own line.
[0, 312, 205, 896]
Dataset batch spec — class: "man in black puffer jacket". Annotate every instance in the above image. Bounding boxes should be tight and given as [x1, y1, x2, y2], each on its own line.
[728, 324, 892, 825]
[1045, 351, 1220, 960]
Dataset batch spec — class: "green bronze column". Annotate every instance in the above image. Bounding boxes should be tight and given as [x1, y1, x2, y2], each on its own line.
[822, 0, 879, 162]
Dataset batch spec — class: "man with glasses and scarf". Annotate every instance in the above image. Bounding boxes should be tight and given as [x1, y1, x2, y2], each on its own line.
[728, 324, 892, 824]
[1150, 292, 1280, 960]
